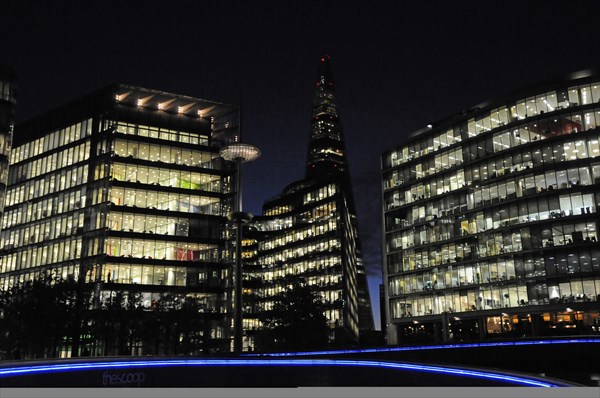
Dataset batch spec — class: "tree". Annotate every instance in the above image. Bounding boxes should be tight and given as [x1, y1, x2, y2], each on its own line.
[0, 273, 81, 359]
[260, 284, 329, 351]
[0, 276, 214, 358]
[137, 292, 208, 356]
[92, 289, 145, 356]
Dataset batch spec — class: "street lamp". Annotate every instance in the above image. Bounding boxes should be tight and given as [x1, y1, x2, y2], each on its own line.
[219, 143, 260, 354]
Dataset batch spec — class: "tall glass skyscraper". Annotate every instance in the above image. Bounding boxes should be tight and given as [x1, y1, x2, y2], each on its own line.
[382, 71, 600, 344]
[0, 84, 239, 354]
[244, 56, 373, 350]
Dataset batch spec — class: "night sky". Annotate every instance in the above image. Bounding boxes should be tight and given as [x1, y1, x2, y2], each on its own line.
[2, 0, 600, 329]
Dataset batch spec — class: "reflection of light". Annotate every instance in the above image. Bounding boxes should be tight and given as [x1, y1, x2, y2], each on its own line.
[543, 99, 555, 111]
[249, 338, 600, 360]
[0, 358, 563, 387]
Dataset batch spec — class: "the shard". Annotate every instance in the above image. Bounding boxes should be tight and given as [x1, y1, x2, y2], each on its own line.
[245, 56, 373, 349]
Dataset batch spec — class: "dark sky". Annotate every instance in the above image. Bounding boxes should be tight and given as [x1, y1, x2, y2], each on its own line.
[2, 0, 600, 329]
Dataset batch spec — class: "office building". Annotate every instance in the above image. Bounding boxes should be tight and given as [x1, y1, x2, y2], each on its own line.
[382, 71, 600, 344]
[0, 84, 239, 354]
[244, 56, 373, 349]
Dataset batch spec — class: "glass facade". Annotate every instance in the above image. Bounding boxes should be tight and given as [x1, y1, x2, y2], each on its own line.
[0, 84, 239, 354]
[382, 72, 600, 343]
[242, 177, 369, 350]
[250, 179, 359, 341]
[305, 56, 346, 176]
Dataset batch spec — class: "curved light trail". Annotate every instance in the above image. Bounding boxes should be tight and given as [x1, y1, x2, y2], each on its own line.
[245, 338, 600, 357]
[0, 358, 565, 387]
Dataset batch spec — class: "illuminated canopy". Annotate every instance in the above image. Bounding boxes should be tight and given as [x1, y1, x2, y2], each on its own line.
[219, 143, 261, 163]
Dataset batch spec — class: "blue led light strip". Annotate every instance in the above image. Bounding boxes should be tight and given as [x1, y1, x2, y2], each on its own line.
[0, 358, 560, 387]
[245, 338, 600, 357]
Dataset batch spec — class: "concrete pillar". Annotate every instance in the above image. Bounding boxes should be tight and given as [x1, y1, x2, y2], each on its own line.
[478, 316, 487, 340]
[387, 323, 399, 345]
[441, 312, 450, 342]
[531, 313, 541, 337]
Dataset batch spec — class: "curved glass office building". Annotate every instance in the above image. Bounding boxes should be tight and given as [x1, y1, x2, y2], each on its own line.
[382, 71, 600, 344]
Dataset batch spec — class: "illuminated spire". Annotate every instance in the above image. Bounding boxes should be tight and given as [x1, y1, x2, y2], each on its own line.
[306, 55, 347, 178]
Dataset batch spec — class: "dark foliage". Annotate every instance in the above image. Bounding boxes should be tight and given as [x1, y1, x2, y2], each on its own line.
[0, 275, 219, 359]
[259, 284, 329, 351]
[0, 273, 84, 359]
